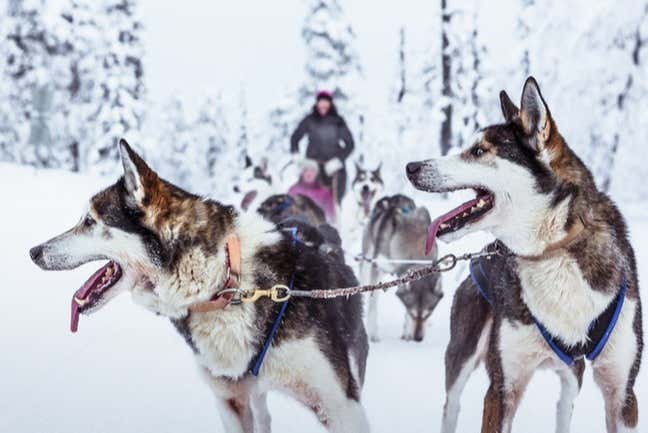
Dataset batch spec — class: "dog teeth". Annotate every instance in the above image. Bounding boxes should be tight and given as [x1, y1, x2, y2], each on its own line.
[440, 223, 449, 229]
[477, 199, 486, 208]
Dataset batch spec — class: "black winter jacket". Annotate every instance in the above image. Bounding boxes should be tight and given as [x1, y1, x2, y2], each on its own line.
[290, 107, 354, 162]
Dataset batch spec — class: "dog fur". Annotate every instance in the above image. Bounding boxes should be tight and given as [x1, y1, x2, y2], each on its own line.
[30, 140, 370, 433]
[407, 77, 642, 433]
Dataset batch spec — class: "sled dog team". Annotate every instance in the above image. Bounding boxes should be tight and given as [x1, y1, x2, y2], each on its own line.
[30, 78, 642, 433]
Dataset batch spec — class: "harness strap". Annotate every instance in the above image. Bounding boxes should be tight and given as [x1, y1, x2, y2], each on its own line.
[249, 274, 293, 376]
[469, 255, 627, 366]
[587, 278, 627, 361]
[249, 229, 300, 376]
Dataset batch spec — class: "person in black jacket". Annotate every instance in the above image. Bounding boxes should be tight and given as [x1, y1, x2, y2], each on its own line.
[290, 91, 354, 204]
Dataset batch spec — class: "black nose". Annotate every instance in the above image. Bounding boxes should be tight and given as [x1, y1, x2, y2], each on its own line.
[406, 162, 422, 175]
[362, 185, 369, 192]
[29, 245, 44, 262]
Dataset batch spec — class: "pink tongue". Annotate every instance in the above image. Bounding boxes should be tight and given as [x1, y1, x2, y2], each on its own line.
[425, 198, 481, 255]
[71, 300, 80, 333]
[70, 263, 111, 333]
[425, 217, 443, 255]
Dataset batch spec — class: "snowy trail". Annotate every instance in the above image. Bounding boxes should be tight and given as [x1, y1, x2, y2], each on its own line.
[0, 164, 645, 433]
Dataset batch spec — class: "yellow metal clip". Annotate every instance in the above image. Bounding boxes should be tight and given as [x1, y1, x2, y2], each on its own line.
[241, 285, 291, 303]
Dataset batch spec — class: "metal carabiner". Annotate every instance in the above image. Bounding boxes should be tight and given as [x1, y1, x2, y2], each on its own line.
[241, 285, 291, 303]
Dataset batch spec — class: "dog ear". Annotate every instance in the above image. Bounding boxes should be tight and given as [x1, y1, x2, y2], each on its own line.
[118, 139, 157, 206]
[499, 90, 519, 122]
[519, 77, 552, 153]
[374, 162, 382, 175]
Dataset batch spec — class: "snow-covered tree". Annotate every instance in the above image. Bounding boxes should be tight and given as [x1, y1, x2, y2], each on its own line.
[85, 0, 145, 174]
[267, 89, 301, 155]
[299, 0, 364, 141]
[3, 0, 73, 168]
[197, 95, 229, 180]
[449, 11, 492, 150]
[156, 97, 194, 189]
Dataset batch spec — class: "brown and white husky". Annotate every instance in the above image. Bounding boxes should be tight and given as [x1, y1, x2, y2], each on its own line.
[29, 140, 370, 433]
[407, 77, 642, 433]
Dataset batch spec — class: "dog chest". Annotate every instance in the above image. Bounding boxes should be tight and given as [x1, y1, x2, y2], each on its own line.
[518, 255, 614, 346]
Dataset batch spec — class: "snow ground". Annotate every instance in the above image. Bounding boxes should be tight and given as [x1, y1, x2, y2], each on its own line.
[0, 163, 645, 433]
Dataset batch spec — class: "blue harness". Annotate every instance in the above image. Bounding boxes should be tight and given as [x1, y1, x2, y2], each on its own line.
[470, 257, 627, 366]
[248, 227, 299, 376]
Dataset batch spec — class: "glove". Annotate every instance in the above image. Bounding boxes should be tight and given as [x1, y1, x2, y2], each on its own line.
[324, 158, 343, 176]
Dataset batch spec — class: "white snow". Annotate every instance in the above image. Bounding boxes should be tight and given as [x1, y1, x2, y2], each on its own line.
[0, 163, 645, 433]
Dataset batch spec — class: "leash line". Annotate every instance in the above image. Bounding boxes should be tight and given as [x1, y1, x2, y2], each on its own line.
[283, 248, 504, 301]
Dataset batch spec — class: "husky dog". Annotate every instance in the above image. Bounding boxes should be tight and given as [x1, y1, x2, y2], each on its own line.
[257, 193, 327, 227]
[257, 195, 344, 264]
[233, 155, 274, 211]
[407, 77, 642, 433]
[29, 140, 370, 433]
[361, 194, 443, 342]
[351, 162, 384, 223]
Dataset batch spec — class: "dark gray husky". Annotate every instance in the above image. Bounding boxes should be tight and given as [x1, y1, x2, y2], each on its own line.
[361, 194, 443, 342]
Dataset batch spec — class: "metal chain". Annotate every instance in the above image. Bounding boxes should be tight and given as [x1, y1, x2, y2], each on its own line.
[284, 247, 503, 301]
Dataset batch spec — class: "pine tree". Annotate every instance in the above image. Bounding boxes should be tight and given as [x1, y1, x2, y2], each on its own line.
[439, 0, 453, 156]
[267, 89, 300, 155]
[3, 0, 72, 168]
[299, 0, 364, 140]
[196, 94, 229, 181]
[235, 88, 249, 166]
[157, 97, 193, 188]
[86, 0, 145, 174]
[450, 11, 491, 149]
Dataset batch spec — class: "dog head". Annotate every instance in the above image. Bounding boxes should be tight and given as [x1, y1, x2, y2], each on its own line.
[233, 154, 273, 211]
[257, 193, 326, 227]
[30, 139, 236, 331]
[352, 162, 384, 218]
[406, 77, 575, 256]
[396, 275, 443, 342]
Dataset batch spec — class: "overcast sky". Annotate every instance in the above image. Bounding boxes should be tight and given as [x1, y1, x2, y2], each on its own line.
[139, 0, 518, 124]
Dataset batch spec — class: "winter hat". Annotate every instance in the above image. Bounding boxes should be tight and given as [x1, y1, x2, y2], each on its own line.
[316, 90, 333, 101]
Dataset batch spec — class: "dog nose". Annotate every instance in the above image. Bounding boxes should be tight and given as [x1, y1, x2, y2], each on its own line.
[406, 162, 422, 176]
[29, 245, 44, 263]
[362, 185, 369, 193]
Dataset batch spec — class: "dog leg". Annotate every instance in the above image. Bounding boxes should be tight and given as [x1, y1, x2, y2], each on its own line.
[482, 321, 539, 433]
[215, 396, 254, 433]
[554, 360, 584, 433]
[321, 397, 370, 433]
[367, 292, 380, 342]
[401, 312, 413, 341]
[443, 278, 492, 433]
[199, 368, 255, 433]
[592, 301, 641, 433]
[442, 318, 492, 433]
[363, 264, 381, 342]
[250, 391, 272, 433]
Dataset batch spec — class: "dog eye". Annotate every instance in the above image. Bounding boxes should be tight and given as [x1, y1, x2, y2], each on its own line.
[471, 146, 485, 157]
[83, 214, 95, 228]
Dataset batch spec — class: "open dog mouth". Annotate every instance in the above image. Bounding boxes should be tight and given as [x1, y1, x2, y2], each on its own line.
[425, 187, 494, 254]
[360, 188, 375, 215]
[70, 261, 122, 333]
